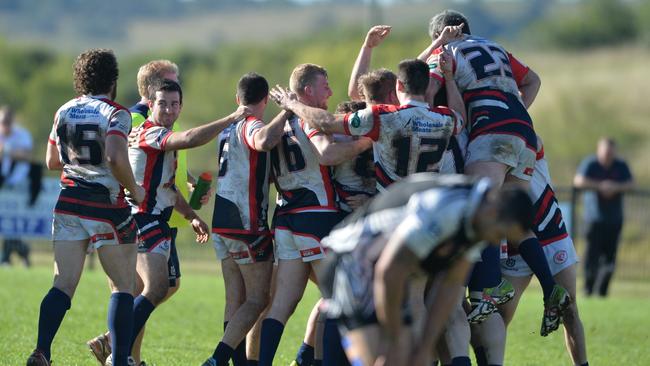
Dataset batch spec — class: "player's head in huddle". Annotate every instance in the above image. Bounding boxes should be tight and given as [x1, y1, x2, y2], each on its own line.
[237, 72, 269, 107]
[137, 59, 180, 100]
[396, 59, 430, 99]
[477, 183, 534, 244]
[73, 48, 119, 100]
[359, 68, 399, 106]
[290, 63, 332, 110]
[147, 79, 182, 129]
[429, 9, 471, 39]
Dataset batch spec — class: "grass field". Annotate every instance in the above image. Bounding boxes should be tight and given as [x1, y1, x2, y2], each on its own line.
[1, 263, 649, 366]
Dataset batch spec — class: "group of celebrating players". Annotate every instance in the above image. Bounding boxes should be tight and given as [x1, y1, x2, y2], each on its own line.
[26, 9, 589, 366]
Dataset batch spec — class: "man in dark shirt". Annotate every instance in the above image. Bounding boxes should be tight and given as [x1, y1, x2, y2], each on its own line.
[574, 137, 634, 296]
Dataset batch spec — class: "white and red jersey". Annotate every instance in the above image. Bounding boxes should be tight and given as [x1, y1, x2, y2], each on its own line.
[49, 95, 132, 203]
[428, 35, 529, 103]
[271, 115, 338, 215]
[342, 100, 462, 190]
[213, 116, 271, 235]
[427, 36, 536, 150]
[128, 120, 178, 215]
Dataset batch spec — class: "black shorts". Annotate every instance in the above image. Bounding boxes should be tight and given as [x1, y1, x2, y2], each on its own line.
[168, 227, 181, 287]
[134, 212, 173, 257]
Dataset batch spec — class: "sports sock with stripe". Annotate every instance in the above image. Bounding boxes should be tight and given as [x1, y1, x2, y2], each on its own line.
[36, 287, 71, 361]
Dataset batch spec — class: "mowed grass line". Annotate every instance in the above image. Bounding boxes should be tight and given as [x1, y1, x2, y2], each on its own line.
[1, 265, 649, 365]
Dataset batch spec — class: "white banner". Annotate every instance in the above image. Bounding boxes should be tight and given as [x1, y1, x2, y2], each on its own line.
[0, 178, 59, 239]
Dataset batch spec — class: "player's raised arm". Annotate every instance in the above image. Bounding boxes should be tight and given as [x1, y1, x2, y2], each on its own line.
[439, 49, 467, 127]
[348, 25, 392, 101]
[417, 23, 465, 61]
[270, 85, 345, 135]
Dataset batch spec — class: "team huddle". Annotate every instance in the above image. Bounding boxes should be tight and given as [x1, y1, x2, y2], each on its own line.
[26, 9, 588, 366]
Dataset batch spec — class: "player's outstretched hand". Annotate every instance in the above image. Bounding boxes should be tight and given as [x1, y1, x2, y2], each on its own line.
[126, 185, 146, 205]
[364, 25, 392, 48]
[269, 85, 298, 110]
[439, 49, 454, 77]
[191, 216, 210, 244]
[437, 23, 465, 45]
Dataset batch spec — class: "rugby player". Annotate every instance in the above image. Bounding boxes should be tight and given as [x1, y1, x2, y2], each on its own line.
[425, 10, 570, 335]
[319, 174, 533, 366]
[119, 79, 250, 365]
[498, 136, 588, 366]
[27, 49, 145, 366]
[87, 59, 208, 366]
[256, 64, 371, 366]
[202, 73, 290, 366]
[269, 57, 465, 192]
[291, 100, 375, 366]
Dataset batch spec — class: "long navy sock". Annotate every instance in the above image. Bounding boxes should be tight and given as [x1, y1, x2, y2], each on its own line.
[258, 318, 285, 366]
[248, 361, 259, 366]
[130, 295, 155, 350]
[295, 342, 314, 366]
[518, 237, 555, 300]
[221, 321, 247, 365]
[451, 356, 471, 366]
[108, 292, 134, 365]
[473, 346, 488, 366]
[313, 361, 322, 366]
[323, 318, 349, 366]
[36, 287, 71, 361]
[468, 246, 502, 293]
[212, 342, 234, 365]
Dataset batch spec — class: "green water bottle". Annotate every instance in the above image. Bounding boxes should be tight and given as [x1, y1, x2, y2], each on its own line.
[189, 172, 212, 210]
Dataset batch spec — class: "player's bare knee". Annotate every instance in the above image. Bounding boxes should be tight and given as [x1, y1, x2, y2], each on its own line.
[144, 279, 169, 305]
[563, 303, 579, 325]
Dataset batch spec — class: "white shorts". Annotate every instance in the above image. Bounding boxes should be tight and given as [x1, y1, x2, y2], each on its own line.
[274, 227, 325, 262]
[501, 236, 578, 277]
[52, 212, 136, 249]
[212, 233, 274, 265]
[465, 134, 536, 181]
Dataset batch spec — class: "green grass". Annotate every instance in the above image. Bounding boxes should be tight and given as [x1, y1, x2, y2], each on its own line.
[1, 263, 649, 365]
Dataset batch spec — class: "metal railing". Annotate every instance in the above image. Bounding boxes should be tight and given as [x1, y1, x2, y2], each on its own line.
[556, 187, 650, 281]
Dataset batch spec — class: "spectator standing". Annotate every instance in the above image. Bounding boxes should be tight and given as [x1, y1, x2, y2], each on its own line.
[574, 137, 634, 296]
[0, 105, 34, 267]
